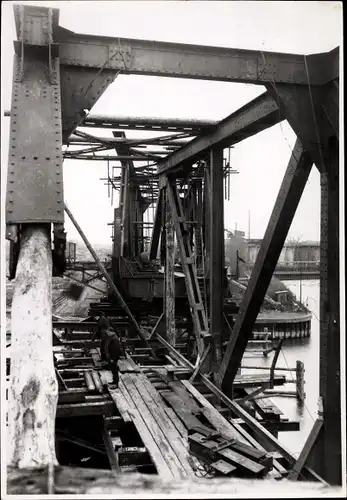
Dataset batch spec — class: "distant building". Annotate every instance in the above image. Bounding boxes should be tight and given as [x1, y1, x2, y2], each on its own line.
[246, 239, 320, 265]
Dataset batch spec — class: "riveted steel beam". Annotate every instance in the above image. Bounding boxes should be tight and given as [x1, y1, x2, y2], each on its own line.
[60, 66, 117, 142]
[158, 91, 280, 176]
[54, 26, 336, 86]
[218, 140, 312, 389]
[308, 136, 341, 485]
[81, 114, 215, 134]
[209, 149, 225, 371]
[6, 5, 63, 225]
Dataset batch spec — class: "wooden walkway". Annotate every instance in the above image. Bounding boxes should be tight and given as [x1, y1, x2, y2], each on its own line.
[52, 324, 303, 480]
[116, 371, 195, 478]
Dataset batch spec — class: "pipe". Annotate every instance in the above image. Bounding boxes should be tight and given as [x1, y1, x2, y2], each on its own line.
[84, 371, 96, 392]
[82, 113, 216, 130]
[91, 371, 103, 394]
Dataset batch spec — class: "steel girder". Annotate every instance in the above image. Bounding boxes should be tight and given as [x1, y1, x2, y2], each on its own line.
[6, 5, 64, 225]
[265, 82, 339, 173]
[158, 91, 280, 176]
[218, 140, 313, 387]
[54, 25, 337, 86]
[308, 136, 340, 485]
[60, 66, 117, 142]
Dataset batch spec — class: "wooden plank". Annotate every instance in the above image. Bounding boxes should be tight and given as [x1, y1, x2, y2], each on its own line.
[160, 391, 205, 431]
[8, 464, 337, 495]
[117, 379, 175, 478]
[168, 381, 201, 413]
[137, 376, 188, 440]
[122, 374, 187, 478]
[189, 433, 266, 476]
[118, 359, 135, 372]
[245, 388, 283, 421]
[153, 335, 296, 480]
[288, 418, 324, 481]
[107, 387, 132, 423]
[133, 376, 194, 476]
[56, 357, 93, 366]
[104, 416, 124, 430]
[219, 448, 266, 476]
[233, 374, 286, 389]
[57, 401, 114, 417]
[118, 447, 151, 467]
[102, 420, 120, 471]
[181, 380, 240, 441]
[90, 348, 102, 368]
[210, 459, 237, 476]
[165, 355, 179, 366]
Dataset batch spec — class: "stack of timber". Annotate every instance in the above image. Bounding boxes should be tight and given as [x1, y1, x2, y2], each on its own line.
[50, 320, 305, 482]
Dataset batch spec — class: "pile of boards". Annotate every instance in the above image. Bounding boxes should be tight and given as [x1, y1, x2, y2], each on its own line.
[188, 432, 272, 477]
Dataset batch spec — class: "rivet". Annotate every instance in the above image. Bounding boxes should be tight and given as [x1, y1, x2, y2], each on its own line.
[45, 156, 50, 160]
[33, 156, 38, 160]
[21, 156, 26, 159]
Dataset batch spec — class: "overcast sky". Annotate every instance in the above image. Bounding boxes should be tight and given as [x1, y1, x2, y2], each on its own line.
[1, 1, 342, 246]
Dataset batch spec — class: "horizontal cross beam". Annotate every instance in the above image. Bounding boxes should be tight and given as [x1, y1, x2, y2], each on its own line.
[55, 26, 337, 86]
[81, 114, 215, 133]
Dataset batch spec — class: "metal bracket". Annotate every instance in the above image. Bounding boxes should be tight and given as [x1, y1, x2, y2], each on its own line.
[211, 439, 237, 452]
[108, 43, 132, 70]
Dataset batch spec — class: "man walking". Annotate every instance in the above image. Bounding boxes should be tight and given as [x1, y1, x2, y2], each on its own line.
[104, 328, 124, 387]
[90, 311, 111, 362]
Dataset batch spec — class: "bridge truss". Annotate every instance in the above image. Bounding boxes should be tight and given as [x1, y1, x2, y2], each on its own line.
[4, 3, 342, 489]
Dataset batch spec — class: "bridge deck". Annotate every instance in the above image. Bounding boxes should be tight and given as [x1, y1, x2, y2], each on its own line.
[51, 322, 303, 479]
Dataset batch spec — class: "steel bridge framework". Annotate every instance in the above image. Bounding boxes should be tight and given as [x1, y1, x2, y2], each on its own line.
[4, 3, 342, 486]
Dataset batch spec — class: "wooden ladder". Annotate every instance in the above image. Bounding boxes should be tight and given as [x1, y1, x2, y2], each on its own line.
[165, 179, 211, 355]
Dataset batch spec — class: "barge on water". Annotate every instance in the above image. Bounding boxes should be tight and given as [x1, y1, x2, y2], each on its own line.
[253, 311, 312, 340]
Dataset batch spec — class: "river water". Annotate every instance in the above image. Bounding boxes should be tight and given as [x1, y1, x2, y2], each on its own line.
[241, 279, 320, 457]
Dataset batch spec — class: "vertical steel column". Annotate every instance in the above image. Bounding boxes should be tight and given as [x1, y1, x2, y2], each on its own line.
[195, 179, 204, 274]
[164, 191, 176, 345]
[203, 168, 211, 279]
[149, 188, 164, 260]
[120, 165, 129, 257]
[209, 148, 224, 370]
[309, 136, 341, 485]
